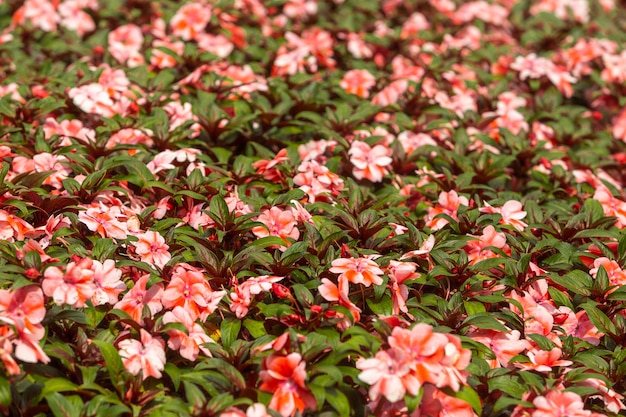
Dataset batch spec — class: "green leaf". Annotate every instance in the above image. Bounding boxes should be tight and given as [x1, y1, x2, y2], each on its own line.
[325, 387, 350, 416]
[91, 339, 124, 387]
[0, 376, 11, 407]
[461, 313, 509, 332]
[208, 194, 231, 228]
[46, 393, 81, 417]
[220, 317, 241, 349]
[549, 271, 591, 296]
[42, 378, 78, 398]
[243, 318, 266, 338]
[455, 385, 482, 415]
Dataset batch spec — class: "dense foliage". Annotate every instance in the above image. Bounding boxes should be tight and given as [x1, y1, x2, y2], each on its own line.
[1, 0, 626, 416]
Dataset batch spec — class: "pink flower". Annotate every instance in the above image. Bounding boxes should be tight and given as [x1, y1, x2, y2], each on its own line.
[613, 107, 626, 141]
[593, 186, 626, 228]
[318, 277, 361, 327]
[79, 204, 128, 240]
[357, 348, 419, 403]
[118, 329, 166, 380]
[43, 117, 95, 145]
[32, 153, 72, 189]
[387, 261, 419, 316]
[132, 231, 171, 269]
[330, 257, 384, 287]
[252, 207, 300, 248]
[0, 210, 35, 242]
[105, 128, 153, 150]
[114, 275, 164, 325]
[150, 39, 184, 69]
[161, 264, 225, 322]
[480, 201, 528, 231]
[42, 258, 95, 308]
[589, 257, 626, 290]
[253, 149, 289, 182]
[510, 53, 552, 80]
[515, 347, 572, 373]
[530, 0, 589, 23]
[58, 1, 95, 36]
[371, 80, 408, 106]
[348, 140, 393, 182]
[162, 306, 214, 361]
[221, 404, 272, 417]
[0, 286, 49, 364]
[91, 259, 126, 306]
[170, 2, 212, 40]
[532, 390, 591, 417]
[397, 131, 437, 155]
[196, 33, 234, 58]
[259, 352, 316, 417]
[388, 324, 470, 390]
[293, 160, 344, 202]
[464, 225, 511, 265]
[340, 69, 376, 98]
[468, 329, 529, 368]
[426, 190, 470, 231]
[578, 378, 626, 414]
[68, 84, 115, 117]
[229, 284, 252, 319]
[0, 327, 20, 374]
[108, 24, 144, 66]
[12, 0, 59, 32]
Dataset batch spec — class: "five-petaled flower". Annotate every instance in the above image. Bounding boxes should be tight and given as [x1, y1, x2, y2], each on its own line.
[259, 352, 317, 417]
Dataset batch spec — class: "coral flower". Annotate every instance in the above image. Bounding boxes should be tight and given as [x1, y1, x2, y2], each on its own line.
[480, 200, 528, 231]
[348, 140, 393, 183]
[170, 2, 212, 40]
[252, 207, 300, 247]
[78, 204, 125, 240]
[589, 257, 626, 290]
[259, 352, 316, 417]
[252, 149, 289, 182]
[0, 286, 49, 364]
[468, 329, 529, 368]
[330, 257, 384, 287]
[464, 225, 510, 265]
[371, 79, 408, 106]
[318, 277, 362, 327]
[162, 306, 214, 361]
[516, 347, 573, 373]
[426, 190, 469, 230]
[91, 259, 126, 306]
[0, 326, 20, 374]
[387, 260, 419, 315]
[357, 348, 420, 403]
[532, 391, 592, 417]
[42, 258, 95, 308]
[118, 329, 166, 380]
[340, 69, 376, 98]
[114, 275, 163, 325]
[388, 324, 447, 383]
[161, 264, 226, 321]
[132, 231, 171, 269]
[108, 24, 144, 66]
[0, 210, 35, 242]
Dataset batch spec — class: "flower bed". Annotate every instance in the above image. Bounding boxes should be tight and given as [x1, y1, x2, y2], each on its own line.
[1, 0, 626, 416]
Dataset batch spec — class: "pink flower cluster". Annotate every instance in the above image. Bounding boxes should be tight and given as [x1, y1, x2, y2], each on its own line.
[357, 324, 471, 405]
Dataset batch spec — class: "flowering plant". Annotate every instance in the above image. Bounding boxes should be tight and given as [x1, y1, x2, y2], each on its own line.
[1, 0, 626, 416]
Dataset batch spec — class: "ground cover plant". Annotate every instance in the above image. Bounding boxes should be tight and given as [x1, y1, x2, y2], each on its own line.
[1, 0, 626, 415]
